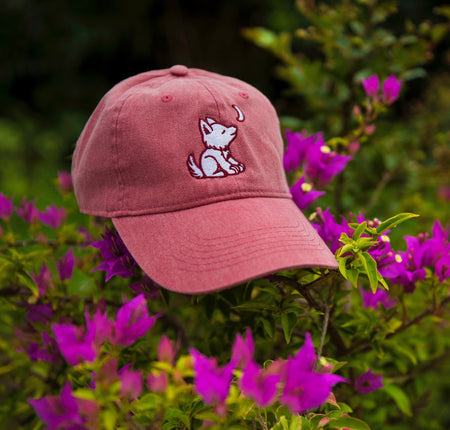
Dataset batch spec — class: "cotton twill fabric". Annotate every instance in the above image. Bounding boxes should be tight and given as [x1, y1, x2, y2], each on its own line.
[112, 197, 337, 294]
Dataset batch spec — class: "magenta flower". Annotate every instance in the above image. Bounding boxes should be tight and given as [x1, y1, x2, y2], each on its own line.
[24, 303, 54, 323]
[110, 294, 158, 347]
[85, 307, 113, 349]
[283, 130, 316, 172]
[312, 207, 351, 253]
[382, 75, 402, 105]
[27, 331, 60, 363]
[190, 348, 236, 407]
[240, 360, 281, 407]
[129, 275, 160, 299]
[280, 333, 347, 414]
[30, 263, 53, 296]
[304, 135, 352, 187]
[0, 192, 13, 220]
[147, 371, 169, 393]
[436, 254, 450, 283]
[28, 382, 84, 430]
[39, 205, 67, 229]
[52, 322, 96, 366]
[91, 226, 137, 281]
[361, 289, 397, 310]
[157, 334, 179, 365]
[231, 328, 254, 368]
[361, 74, 380, 98]
[57, 248, 74, 281]
[16, 197, 39, 223]
[290, 176, 325, 211]
[355, 369, 383, 394]
[58, 171, 73, 193]
[119, 364, 143, 399]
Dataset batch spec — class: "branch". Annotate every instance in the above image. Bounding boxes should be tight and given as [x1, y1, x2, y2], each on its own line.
[271, 273, 347, 355]
[346, 295, 450, 355]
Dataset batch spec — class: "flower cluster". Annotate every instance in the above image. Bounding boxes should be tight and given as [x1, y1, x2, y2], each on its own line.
[0, 192, 67, 228]
[191, 330, 347, 416]
[284, 132, 352, 210]
[52, 294, 158, 365]
[382, 221, 450, 292]
[90, 225, 138, 281]
[361, 74, 402, 105]
[312, 209, 450, 293]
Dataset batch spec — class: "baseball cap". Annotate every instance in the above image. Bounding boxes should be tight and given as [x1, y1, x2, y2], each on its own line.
[72, 65, 338, 294]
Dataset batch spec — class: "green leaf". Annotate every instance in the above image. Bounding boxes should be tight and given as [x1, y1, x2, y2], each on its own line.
[382, 384, 412, 416]
[376, 213, 419, 235]
[102, 406, 118, 430]
[261, 317, 275, 338]
[352, 221, 367, 240]
[360, 252, 379, 293]
[281, 312, 298, 344]
[328, 416, 371, 430]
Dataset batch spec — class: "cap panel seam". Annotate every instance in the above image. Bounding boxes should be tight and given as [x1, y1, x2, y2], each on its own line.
[113, 93, 135, 211]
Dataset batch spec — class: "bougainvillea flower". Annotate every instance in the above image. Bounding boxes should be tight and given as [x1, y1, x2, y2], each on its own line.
[90, 226, 137, 281]
[110, 294, 158, 347]
[190, 348, 236, 407]
[129, 275, 160, 299]
[231, 328, 254, 368]
[240, 360, 281, 407]
[311, 207, 351, 253]
[85, 307, 113, 350]
[24, 303, 54, 323]
[435, 253, 450, 283]
[30, 263, 53, 296]
[147, 371, 169, 393]
[0, 192, 13, 220]
[361, 74, 380, 98]
[157, 334, 179, 365]
[283, 130, 316, 172]
[28, 382, 84, 430]
[280, 333, 346, 414]
[361, 289, 397, 310]
[39, 205, 67, 229]
[382, 75, 402, 105]
[304, 135, 353, 187]
[58, 171, 74, 192]
[355, 369, 383, 394]
[27, 331, 60, 363]
[119, 365, 143, 399]
[52, 322, 96, 366]
[290, 176, 325, 211]
[16, 197, 39, 223]
[57, 248, 74, 281]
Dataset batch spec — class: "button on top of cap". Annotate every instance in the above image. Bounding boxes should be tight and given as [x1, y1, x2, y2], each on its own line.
[170, 65, 188, 76]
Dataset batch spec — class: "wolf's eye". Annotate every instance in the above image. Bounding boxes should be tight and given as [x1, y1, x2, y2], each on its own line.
[221, 130, 226, 134]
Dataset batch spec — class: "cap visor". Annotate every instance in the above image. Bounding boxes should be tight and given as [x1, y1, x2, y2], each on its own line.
[112, 198, 338, 294]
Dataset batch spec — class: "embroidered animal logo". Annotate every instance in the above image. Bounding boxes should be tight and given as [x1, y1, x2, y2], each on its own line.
[187, 117, 245, 178]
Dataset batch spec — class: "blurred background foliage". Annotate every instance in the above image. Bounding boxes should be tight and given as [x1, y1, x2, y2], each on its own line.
[0, 0, 448, 222]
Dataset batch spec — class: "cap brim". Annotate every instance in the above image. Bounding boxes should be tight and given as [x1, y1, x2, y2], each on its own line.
[112, 198, 338, 294]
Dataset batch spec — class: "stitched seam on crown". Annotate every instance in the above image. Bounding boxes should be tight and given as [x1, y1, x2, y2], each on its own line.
[195, 79, 221, 121]
[113, 93, 135, 211]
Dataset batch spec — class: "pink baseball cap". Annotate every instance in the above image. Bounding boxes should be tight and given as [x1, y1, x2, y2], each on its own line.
[72, 65, 338, 294]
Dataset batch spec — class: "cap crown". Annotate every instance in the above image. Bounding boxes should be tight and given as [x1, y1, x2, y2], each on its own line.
[72, 66, 291, 216]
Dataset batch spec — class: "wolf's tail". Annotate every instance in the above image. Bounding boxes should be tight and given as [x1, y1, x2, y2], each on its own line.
[187, 154, 204, 179]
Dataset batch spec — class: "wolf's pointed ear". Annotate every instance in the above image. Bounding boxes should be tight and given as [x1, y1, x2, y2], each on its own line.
[200, 119, 213, 136]
[206, 117, 216, 125]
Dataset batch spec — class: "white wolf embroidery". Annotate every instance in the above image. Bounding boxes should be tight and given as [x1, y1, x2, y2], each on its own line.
[187, 117, 245, 178]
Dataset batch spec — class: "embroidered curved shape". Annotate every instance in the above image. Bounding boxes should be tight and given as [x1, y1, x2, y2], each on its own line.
[232, 104, 245, 122]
